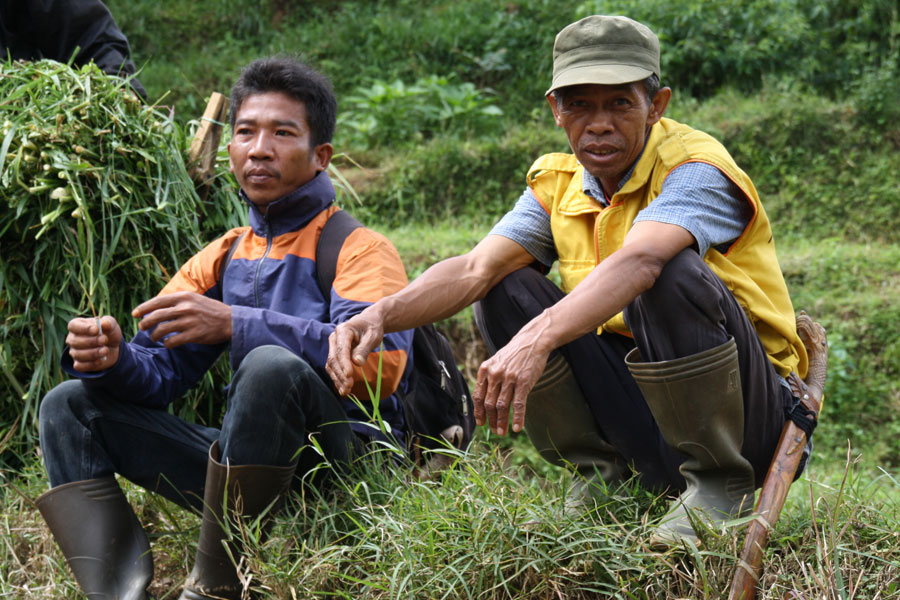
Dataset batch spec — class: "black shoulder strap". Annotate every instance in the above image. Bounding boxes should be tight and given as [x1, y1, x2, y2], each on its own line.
[218, 230, 248, 286]
[316, 209, 364, 300]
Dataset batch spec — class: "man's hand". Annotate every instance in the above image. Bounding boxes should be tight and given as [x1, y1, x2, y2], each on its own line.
[327, 311, 385, 396]
[473, 326, 552, 436]
[132, 291, 231, 348]
[66, 316, 124, 372]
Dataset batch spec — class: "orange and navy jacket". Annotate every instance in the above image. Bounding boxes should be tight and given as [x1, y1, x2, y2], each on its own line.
[64, 172, 414, 440]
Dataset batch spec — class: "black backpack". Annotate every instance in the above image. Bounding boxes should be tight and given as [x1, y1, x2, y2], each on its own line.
[218, 211, 476, 467]
[316, 210, 475, 469]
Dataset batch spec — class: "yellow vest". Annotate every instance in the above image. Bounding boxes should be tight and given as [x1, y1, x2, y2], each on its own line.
[527, 117, 807, 378]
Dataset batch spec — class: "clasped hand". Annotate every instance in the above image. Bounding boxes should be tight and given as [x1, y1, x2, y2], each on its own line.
[66, 316, 124, 372]
[67, 292, 231, 373]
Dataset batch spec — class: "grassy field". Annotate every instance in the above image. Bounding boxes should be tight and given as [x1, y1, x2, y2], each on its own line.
[2, 0, 899, 597]
[4, 213, 899, 597]
[4, 434, 900, 599]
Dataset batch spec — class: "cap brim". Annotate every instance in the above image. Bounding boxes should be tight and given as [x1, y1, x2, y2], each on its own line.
[545, 64, 654, 96]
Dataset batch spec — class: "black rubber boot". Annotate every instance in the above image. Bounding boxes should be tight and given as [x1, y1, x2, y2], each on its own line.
[178, 441, 296, 600]
[37, 477, 153, 600]
[626, 338, 755, 548]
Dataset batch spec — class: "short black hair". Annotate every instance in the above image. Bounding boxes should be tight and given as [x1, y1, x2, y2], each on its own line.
[230, 57, 337, 148]
[553, 74, 662, 108]
[642, 74, 660, 103]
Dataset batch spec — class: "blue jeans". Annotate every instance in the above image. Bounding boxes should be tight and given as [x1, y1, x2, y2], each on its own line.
[39, 345, 361, 511]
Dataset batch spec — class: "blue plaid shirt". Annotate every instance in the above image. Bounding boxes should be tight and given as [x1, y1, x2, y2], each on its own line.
[490, 160, 752, 267]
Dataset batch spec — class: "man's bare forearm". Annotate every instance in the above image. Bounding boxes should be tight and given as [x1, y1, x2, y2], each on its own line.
[367, 236, 535, 333]
[534, 249, 661, 350]
[368, 254, 499, 332]
[523, 221, 696, 353]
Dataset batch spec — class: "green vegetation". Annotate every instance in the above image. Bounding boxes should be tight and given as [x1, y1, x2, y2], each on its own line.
[2, 0, 899, 597]
[4, 443, 899, 599]
[0, 60, 245, 467]
[339, 75, 504, 149]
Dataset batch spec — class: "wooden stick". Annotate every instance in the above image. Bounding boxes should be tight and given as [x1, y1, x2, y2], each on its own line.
[188, 92, 228, 187]
[728, 312, 827, 600]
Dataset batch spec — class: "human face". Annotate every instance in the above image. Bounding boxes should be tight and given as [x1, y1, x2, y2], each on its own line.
[228, 92, 333, 207]
[548, 82, 670, 196]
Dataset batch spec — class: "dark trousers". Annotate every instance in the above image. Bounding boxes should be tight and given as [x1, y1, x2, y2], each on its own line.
[39, 345, 361, 511]
[474, 250, 792, 491]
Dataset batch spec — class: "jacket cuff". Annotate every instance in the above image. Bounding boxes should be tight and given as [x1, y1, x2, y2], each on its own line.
[60, 339, 131, 382]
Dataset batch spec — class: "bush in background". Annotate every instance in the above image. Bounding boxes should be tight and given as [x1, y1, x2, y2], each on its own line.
[337, 75, 503, 149]
[576, 0, 899, 104]
[345, 120, 567, 226]
[108, 0, 898, 138]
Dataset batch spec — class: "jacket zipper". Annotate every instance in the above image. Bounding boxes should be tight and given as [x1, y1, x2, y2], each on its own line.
[254, 217, 273, 307]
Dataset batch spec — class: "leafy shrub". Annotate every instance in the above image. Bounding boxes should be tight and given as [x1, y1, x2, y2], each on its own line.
[337, 75, 503, 149]
[107, 0, 575, 125]
[576, 0, 899, 100]
[798, 0, 899, 93]
[852, 47, 900, 131]
[108, 0, 898, 124]
[292, 0, 572, 121]
[102, 0, 278, 118]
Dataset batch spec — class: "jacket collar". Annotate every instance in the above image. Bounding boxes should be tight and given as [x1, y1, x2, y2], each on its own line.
[241, 170, 336, 237]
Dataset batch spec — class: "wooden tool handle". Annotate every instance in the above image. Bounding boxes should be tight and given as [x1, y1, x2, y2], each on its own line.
[188, 92, 228, 187]
[728, 312, 827, 600]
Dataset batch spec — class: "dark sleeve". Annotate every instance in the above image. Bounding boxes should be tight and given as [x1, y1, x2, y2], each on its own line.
[61, 333, 226, 409]
[58, 238, 233, 407]
[24, 0, 146, 98]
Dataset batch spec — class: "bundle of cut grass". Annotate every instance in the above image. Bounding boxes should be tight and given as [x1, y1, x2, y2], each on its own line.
[0, 59, 233, 467]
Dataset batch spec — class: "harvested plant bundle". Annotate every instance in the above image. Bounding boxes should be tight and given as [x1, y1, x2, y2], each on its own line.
[0, 59, 228, 464]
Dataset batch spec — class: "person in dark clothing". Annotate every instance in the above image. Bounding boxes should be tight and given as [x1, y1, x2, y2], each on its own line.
[0, 0, 146, 98]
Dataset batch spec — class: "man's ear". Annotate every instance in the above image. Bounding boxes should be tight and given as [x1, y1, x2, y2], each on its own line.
[647, 87, 672, 127]
[227, 142, 234, 173]
[546, 94, 564, 127]
[313, 142, 334, 172]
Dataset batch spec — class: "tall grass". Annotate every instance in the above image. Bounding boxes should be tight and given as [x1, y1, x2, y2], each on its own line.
[0, 60, 232, 468]
[3, 439, 898, 599]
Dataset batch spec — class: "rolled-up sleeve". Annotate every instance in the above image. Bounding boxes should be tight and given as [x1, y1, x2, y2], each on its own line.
[489, 188, 558, 267]
[634, 161, 753, 257]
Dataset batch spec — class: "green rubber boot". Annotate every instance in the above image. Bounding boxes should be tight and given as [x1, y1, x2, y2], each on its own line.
[625, 338, 755, 548]
[526, 354, 629, 511]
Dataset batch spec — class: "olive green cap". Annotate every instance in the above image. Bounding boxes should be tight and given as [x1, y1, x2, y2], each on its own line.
[546, 15, 660, 95]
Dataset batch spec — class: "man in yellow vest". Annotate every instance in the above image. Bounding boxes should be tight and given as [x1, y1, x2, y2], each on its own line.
[327, 15, 808, 548]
